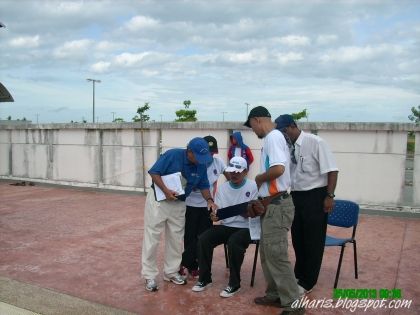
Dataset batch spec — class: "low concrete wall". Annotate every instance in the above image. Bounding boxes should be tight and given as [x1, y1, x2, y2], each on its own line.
[0, 122, 419, 207]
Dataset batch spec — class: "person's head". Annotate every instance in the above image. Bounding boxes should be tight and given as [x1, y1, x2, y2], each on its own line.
[203, 135, 218, 156]
[225, 156, 248, 185]
[230, 135, 238, 146]
[186, 137, 212, 165]
[275, 114, 300, 142]
[243, 106, 273, 139]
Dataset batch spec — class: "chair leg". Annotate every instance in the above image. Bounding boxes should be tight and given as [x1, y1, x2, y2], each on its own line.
[250, 241, 259, 287]
[353, 240, 358, 279]
[334, 245, 346, 289]
[224, 243, 229, 268]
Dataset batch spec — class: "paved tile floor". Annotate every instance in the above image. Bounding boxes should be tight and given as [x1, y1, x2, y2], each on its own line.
[0, 181, 419, 315]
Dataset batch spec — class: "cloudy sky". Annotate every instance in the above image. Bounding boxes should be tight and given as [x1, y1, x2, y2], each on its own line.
[1, 0, 420, 123]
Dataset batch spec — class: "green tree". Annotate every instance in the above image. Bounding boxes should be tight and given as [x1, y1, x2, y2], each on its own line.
[113, 117, 125, 123]
[408, 105, 420, 124]
[175, 100, 197, 122]
[291, 109, 308, 121]
[7, 116, 11, 120]
[132, 102, 151, 122]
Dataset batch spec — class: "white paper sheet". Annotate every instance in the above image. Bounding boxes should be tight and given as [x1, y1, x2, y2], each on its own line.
[154, 172, 185, 201]
[249, 216, 261, 240]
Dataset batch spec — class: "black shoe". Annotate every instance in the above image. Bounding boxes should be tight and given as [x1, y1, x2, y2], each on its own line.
[280, 307, 305, 315]
[254, 296, 283, 308]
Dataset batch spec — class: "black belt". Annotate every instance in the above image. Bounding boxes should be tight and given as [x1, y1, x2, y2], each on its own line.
[258, 192, 290, 206]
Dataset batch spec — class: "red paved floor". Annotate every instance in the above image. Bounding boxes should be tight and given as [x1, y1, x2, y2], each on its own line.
[0, 181, 419, 314]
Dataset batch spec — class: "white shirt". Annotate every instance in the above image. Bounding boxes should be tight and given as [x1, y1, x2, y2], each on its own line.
[186, 156, 226, 207]
[291, 131, 338, 191]
[259, 129, 291, 198]
[215, 178, 258, 229]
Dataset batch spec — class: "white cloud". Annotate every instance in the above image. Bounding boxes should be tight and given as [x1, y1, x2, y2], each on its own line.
[278, 35, 310, 46]
[320, 45, 400, 63]
[53, 39, 92, 58]
[9, 35, 40, 48]
[90, 61, 111, 73]
[124, 15, 159, 31]
[113, 52, 150, 67]
[277, 52, 304, 64]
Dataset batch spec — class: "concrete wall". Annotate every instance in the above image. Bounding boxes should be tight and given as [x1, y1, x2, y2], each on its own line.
[0, 122, 419, 207]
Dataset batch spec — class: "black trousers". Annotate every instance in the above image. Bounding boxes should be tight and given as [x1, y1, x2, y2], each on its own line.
[197, 225, 251, 288]
[291, 186, 328, 291]
[181, 206, 213, 270]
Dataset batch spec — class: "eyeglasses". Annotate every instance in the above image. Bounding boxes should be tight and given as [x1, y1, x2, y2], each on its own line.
[229, 163, 244, 169]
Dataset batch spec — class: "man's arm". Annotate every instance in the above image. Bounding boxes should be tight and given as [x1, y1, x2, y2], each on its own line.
[150, 173, 178, 201]
[255, 165, 285, 190]
[200, 189, 218, 212]
[324, 171, 338, 213]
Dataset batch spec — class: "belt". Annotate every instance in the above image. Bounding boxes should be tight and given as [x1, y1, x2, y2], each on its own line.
[258, 192, 290, 207]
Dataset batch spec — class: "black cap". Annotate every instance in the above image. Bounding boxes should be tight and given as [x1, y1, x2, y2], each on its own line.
[203, 135, 218, 153]
[243, 106, 271, 127]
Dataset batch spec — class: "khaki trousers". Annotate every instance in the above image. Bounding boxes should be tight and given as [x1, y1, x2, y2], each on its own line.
[260, 196, 300, 308]
[141, 190, 186, 279]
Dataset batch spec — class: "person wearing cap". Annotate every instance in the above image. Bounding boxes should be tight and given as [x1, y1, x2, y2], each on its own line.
[191, 156, 258, 298]
[180, 135, 227, 279]
[275, 114, 338, 295]
[228, 131, 254, 168]
[141, 137, 217, 292]
[244, 106, 304, 315]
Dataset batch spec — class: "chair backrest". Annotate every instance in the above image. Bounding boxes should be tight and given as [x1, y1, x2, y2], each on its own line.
[328, 199, 359, 228]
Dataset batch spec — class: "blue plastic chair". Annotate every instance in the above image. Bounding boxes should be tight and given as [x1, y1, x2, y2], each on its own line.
[325, 199, 359, 288]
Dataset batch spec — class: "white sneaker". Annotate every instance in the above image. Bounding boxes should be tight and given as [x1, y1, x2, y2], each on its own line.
[192, 280, 212, 292]
[220, 285, 241, 298]
[145, 279, 158, 292]
[163, 273, 187, 285]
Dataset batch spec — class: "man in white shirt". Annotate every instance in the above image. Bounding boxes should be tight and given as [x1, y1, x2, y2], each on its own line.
[275, 114, 338, 295]
[191, 156, 258, 298]
[245, 106, 304, 315]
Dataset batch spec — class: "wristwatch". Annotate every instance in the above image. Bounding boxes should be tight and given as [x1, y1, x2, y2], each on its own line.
[206, 197, 214, 203]
[326, 192, 335, 198]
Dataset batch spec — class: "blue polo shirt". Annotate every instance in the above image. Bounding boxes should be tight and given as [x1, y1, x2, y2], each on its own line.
[148, 148, 210, 197]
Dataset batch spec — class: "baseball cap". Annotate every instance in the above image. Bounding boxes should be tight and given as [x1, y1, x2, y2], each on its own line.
[243, 106, 271, 127]
[225, 156, 247, 173]
[203, 135, 218, 153]
[187, 137, 212, 165]
[275, 114, 295, 130]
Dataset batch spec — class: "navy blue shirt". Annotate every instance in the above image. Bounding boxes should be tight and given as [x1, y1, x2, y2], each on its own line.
[148, 148, 210, 197]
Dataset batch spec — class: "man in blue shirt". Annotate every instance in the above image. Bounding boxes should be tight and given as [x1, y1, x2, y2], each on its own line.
[141, 137, 217, 292]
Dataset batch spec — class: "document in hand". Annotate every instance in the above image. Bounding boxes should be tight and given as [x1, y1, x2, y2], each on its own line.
[153, 172, 185, 201]
[215, 202, 249, 220]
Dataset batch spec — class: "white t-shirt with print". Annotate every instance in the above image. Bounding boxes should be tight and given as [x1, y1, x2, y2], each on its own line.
[186, 156, 226, 207]
[259, 129, 291, 198]
[215, 178, 258, 229]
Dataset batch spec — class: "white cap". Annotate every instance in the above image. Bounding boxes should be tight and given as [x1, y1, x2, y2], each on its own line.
[225, 156, 247, 173]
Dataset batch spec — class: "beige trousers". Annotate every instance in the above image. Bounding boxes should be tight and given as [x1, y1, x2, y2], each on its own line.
[141, 190, 186, 279]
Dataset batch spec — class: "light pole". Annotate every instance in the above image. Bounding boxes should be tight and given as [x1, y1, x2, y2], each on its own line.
[86, 78, 101, 123]
[222, 111, 227, 122]
[111, 111, 116, 122]
[245, 102, 250, 119]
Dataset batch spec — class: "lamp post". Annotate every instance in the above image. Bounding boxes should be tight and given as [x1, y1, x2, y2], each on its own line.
[86, 78, 101, 123]
[245, 102, 250, 119]
[222, 111, 227, 122]
[111, 111, 116, 122]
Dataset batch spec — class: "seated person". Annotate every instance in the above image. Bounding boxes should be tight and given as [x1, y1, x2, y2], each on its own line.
[192, 156, 258, 298]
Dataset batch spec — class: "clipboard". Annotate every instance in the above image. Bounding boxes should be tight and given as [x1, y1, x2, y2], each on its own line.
[215, 202, 248, 220]
[151, 172, 185, 201]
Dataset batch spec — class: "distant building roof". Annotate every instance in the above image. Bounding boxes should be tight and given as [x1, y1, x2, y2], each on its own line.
[0, 82, 14, 102]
